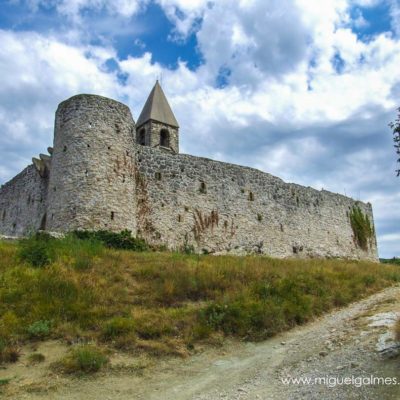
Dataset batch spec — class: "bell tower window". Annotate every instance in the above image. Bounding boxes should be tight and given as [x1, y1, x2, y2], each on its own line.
[160, 129, 169, 147]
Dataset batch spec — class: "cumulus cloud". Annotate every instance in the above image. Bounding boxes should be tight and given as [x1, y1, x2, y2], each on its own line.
[1, 0, 400, 256]
[0, 29, 122, 180]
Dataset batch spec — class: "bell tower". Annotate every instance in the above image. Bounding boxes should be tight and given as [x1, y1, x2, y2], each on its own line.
[136, 81, 179, 153]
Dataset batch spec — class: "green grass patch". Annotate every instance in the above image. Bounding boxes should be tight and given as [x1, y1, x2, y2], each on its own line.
[73, 230, 148, 251]
[0, 237, 399, 357]
[57, 345, 108, 374]
[102, 317, 136, 340]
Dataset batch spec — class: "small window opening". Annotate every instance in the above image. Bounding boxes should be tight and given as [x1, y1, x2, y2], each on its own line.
[108, 146, 111, 150]
[249, 192, 254, 201]
[87, 144, 90, 148]
[199, 181, 207, 194]
[12, 222, 16, 229]
[280, 223, 284, 232]
[160, 129, 170, 147]
[155, 172, 162, 181]
[138, 128, 146, 146]
[115, 124, 121, 134]
[111, 211, 115, 220]
[2, 210, 6, 221]
[63, 145, 67, 152]
[40, 213, 47, 230]
[178, 214, 182, 222]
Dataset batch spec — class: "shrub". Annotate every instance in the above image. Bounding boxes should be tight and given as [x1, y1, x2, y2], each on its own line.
[28, 353, 45, 364]
[27, 320, 51, 339]
[350, 206, 374, 251]
[102, 317, 135, 340]
[58, 345, 108, 374]
[73, 230, 148, 251]
[18, 236, 51, 267]
[0, 341, 19, 364]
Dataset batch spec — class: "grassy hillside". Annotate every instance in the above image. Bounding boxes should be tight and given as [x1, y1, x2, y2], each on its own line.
[1, 235, 400, 365]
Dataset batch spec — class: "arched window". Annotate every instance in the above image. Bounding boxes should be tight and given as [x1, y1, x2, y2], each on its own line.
[137, 128, 146, 145]
[160, 129, 170, 147]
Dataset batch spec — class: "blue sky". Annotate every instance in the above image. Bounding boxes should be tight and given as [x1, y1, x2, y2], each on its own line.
[0, 0, 400, 257]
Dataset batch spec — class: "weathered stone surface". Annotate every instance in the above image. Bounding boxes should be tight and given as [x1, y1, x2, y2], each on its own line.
[0, 164, 48, 235]
[0, 93, 378, 261]
[46, 94, 137, 233]
[135, 146, 377, 260]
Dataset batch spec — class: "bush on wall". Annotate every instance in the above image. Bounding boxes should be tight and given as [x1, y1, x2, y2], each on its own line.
[350, 206, 374, 251]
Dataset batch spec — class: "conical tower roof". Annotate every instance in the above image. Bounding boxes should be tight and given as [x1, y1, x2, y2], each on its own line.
[136, 81, 179, 128]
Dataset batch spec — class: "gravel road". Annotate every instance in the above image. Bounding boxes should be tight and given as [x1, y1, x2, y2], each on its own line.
[3, 286, 400, 400]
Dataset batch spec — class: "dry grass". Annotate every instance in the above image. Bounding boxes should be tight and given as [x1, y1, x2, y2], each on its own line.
[0, 237, 399, 363]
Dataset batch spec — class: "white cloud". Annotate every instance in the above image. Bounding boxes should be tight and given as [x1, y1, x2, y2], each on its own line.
[2, 0, 400, 256]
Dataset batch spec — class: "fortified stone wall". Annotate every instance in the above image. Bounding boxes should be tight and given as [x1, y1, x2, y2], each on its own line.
[0, 93, 379, 261]
[46, 95, 138, 234]
[0, 165, 48, 236]
[136, 146, 378, 261]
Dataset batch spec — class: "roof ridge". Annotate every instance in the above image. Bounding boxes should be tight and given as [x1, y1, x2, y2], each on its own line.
[136, 81, 179, 128]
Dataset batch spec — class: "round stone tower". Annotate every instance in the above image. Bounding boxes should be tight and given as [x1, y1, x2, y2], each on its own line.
[46, 94, 137, 233]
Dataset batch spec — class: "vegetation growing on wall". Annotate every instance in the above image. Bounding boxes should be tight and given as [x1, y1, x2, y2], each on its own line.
[193, 209, 219, 241]
[349, 205, 374, 251]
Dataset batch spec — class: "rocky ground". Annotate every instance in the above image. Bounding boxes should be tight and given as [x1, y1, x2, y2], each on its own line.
[1, 286, 400, 400]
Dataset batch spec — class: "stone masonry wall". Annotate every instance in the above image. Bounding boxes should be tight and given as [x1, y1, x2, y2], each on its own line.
[0, 94, 379, 261]
[136, 146, 378, 261]
[46, 94, 138, 234]
[0, 165, 48, 236]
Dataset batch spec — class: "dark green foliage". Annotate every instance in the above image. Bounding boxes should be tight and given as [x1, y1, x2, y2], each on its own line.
[73, 230, 148, 251]
[349, 206, 374, 250]
[28, 353, 45, 364]
[182, 243, 195, 255]
[18, 235, 52, 267]
[380, 258, 400, 265]
[18, 233, 103, 269]
[27, 320, 51, 339]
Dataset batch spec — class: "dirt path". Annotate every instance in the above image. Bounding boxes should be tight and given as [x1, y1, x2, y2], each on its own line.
[2, 286, 400, 400]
